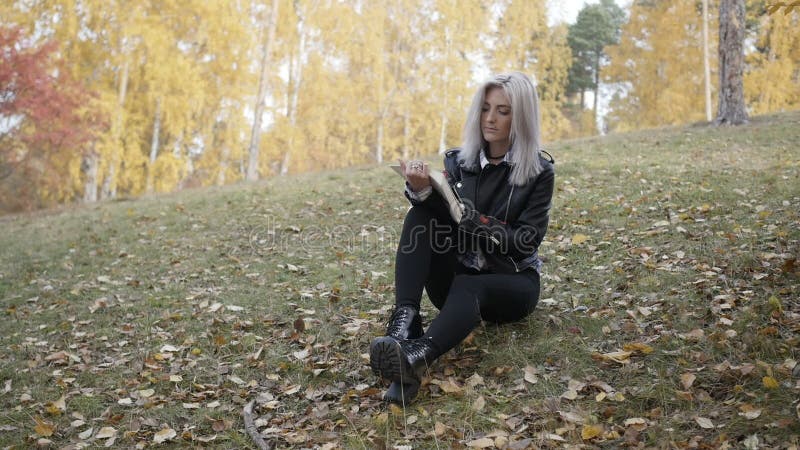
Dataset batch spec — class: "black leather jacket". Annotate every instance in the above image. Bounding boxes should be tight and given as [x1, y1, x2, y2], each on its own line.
[405, 148, 555, 274]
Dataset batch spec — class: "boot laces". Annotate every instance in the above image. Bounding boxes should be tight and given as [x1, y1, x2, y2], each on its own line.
[386, 306, 415, 338]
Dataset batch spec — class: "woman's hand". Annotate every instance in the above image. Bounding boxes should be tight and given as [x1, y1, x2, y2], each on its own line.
[399, 159, 431, 193]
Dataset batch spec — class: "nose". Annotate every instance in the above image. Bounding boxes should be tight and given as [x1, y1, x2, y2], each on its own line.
[486, 109, 496, 123]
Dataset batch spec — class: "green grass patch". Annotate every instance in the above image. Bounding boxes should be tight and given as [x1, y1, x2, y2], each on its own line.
[0, 111, 798, 448]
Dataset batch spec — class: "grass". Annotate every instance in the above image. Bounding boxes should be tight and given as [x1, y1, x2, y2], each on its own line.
[0, 110, 798, 448]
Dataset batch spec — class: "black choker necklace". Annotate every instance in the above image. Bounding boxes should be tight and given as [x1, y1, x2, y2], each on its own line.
[487, 152, 507, 160]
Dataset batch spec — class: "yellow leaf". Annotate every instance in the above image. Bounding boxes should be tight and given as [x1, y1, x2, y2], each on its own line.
[581, 424, 603, 440]
[762, 376, 779, 389]
[33, 416, 54, 437]
[680, 373, 696, 390]
[571, 234, 589, 245]
[593, 350, 632, 364]
[623, 342, 654, 355]
[389, 403, 404, 416]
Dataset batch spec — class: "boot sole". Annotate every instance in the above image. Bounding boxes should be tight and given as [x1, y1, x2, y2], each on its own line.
[383, 381, 419, 405]
[369, 337, 419, 385]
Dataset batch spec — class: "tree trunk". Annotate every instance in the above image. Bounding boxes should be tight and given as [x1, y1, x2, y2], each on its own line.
[439, 26, 451, 154]
[217, 145, 230, 186]
[715, 0, 748, 125]
[593, 51, 600, 117]
[280, 3, 306, 176]
[102, 58, 129, 200]
[375, 119, 384, 164]
[146, 97, 162, 194]
[82, 145, 99, 203]
[402, 106, 410, 160]
[702, 0, 712, 121]
[246, 0, 279, 182]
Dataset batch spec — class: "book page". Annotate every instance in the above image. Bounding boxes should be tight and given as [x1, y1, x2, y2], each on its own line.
[390, 165, 463, 222]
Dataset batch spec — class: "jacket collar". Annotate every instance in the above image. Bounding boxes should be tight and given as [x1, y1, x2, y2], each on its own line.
[479, 148, 513, 169]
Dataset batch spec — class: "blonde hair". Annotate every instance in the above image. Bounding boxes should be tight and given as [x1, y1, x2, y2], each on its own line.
[460, 71, 543, 186]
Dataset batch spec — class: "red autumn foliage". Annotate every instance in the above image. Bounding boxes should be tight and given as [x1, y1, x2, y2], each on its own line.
[0, 25, 96, 211]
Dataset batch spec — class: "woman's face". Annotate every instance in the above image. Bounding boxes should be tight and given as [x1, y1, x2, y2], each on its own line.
[481, 87, 512, 150]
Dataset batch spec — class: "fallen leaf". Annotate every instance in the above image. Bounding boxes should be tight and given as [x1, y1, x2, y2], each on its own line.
[466, 437, 494, 448]
[581, 424, 603, 440]
[95, 426, 117, 439]
[694, 417, 714, 429]
[465, 373, 485, 388]
[571, 234, 589, 245]
[153, 427, 176, 443]
[762, 376, 779, 389]
[45, 395, 66, 416]
[523, 365, 538, 384]
[593, 351, 632, 364]
[138, 389, 155, 398]
[623, 342, 654, 355]
[293, 348, 310, 360]
[78, 427, 93, 439]
[211, 418, 231, 432]
[624, 418, 647, 426]
[33, 416, 54, 437]
[434, 422, 446, 437]
[738, 404, 762, 420]
[559, 411, 585, 424]
[472, 395, 486, 412]
[293, 317, 305, 333]
[438, 377, 464, 394]
[680, 373, 696, 390]
[682, 329, 705, 341]
[561, 389, 578, 400]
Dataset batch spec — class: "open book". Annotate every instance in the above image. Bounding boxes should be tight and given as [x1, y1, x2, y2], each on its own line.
[390, 165, 464, 223]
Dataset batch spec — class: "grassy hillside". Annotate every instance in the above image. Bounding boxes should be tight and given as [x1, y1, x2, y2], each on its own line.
[1, 111, 798, 448]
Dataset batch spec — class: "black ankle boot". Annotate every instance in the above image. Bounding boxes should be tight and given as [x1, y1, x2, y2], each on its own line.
[383, 306, 422, 405]
[382, 306, 423, 404]
[385, 305, 422, 340]
[370, 336, 439, 387]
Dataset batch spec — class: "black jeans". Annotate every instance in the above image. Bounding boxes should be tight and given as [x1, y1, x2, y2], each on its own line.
[394, 205, 540, 355]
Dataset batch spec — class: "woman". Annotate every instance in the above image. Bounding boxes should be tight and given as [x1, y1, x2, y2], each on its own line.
[370, 71, 555, 405]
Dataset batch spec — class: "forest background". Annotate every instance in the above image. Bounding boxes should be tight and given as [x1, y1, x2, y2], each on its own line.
[1, 0, 798, 213]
